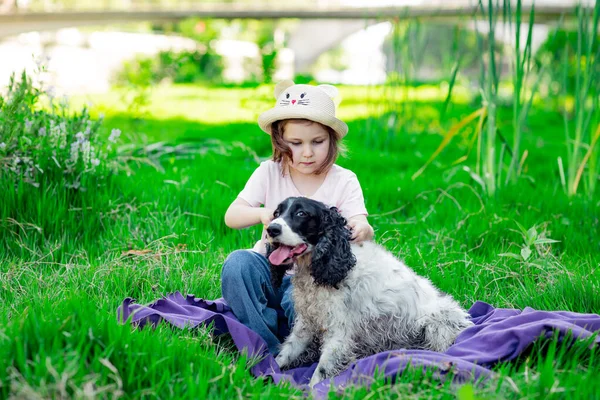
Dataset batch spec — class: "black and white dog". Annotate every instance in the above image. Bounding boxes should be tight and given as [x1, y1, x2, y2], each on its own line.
[265, 197, 473, 387]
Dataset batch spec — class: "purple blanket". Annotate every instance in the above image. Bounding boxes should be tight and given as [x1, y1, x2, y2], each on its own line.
[117, 293, 600, 397]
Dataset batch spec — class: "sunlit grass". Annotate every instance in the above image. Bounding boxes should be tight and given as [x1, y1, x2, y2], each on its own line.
[76, 83, 474, 124]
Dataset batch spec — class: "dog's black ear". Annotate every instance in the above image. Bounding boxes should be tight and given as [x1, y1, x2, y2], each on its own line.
[310, 207, 356, 288]
[266, 242, 292, 289]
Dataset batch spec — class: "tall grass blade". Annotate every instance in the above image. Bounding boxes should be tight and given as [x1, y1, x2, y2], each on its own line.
[412, 107, 486, 180]
[572, 123, 600, 194]
[563, 1, 600, 196]
[557, 156, 567, 194]
[441, 60, 461, 120]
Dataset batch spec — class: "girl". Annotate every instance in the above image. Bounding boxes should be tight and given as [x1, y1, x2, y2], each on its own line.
[221, 80, 374, 355]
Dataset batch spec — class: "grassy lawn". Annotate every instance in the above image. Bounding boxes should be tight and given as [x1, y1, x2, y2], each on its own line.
[1, 84, 599, 399]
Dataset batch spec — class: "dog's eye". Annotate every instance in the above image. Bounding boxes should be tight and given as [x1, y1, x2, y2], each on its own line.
[273, 210, 280, 218]
[296, 211, 307, 217]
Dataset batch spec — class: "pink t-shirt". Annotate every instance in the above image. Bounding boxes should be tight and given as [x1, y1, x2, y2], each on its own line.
[238, 160, 368, 255]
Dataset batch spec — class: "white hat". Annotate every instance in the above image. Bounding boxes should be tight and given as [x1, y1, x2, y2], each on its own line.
[258, 80, 348, 138]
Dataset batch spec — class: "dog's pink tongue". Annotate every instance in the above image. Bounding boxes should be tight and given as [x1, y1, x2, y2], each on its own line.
[269, 244, 307, 266]
[269, 246, 292, 265]
[292, 243, 307, 255]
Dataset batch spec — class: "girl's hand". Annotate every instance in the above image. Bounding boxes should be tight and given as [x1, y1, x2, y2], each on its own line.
[347, 217, 374, 243]
[260, 207, 275, 227]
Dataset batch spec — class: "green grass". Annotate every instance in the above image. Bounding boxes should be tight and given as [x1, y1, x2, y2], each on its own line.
[1, 84, 599, 399]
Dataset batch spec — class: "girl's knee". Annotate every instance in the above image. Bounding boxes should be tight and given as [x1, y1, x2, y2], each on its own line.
[222, 250, 250, 279]
[222, 250, 265, 284]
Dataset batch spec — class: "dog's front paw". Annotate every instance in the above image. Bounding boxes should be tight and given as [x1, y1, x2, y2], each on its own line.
[275, 352, 291, 370]
[309, 367, 327, 388]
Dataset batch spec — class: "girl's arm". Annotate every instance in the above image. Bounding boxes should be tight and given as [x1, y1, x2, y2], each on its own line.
[224, 198, 274, 229]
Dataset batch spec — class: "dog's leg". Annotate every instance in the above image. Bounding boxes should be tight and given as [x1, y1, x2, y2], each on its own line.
[275, 316, 315, 370]
[423, 309, 474, 352]
[309, 329, 355, 388]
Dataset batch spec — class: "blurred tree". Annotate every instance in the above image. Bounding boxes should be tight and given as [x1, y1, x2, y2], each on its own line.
[536, 28, 600, 94]
[177, 18, 229, 44]
[382, 22, 482, 85]
[313, 44, 349, 73]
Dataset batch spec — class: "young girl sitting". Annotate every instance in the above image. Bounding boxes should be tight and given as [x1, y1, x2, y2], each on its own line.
[221, 80, 374, 355]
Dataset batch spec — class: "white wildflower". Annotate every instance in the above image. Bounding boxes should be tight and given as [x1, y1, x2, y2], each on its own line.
[46, 85, 56, 100]
[68, 181, 81, 190]
[38, 127, 47, 136]
[81, 141, 91, 165]
[91, 158, 100, 167]
[75, 131, 86, 143]
[0, 142, 6, 150]
[70, 141, 79, 163]
[108, 129, 121, 143]
[58, 122, 67, 149]
[49, 121, 60, 147]
[25, 119, 33, 132]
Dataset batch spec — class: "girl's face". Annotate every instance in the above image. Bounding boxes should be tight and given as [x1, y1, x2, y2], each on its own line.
[283, 121, 331, 175]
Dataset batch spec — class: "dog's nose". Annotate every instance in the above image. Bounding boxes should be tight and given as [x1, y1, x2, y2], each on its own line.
[267, 223, 282, 238]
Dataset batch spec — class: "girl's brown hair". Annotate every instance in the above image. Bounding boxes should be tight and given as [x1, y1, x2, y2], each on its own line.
[270, 119, 346, 176]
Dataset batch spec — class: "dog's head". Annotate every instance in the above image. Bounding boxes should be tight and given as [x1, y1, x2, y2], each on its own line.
[266, 197, 356, 289]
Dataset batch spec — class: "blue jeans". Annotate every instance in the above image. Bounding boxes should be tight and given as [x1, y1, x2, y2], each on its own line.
[221, 250, 295, 355]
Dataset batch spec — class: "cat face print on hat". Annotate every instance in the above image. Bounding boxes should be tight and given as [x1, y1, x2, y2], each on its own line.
[258, 80, 348, 138]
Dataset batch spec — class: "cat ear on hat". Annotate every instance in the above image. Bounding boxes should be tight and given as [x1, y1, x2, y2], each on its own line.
[274, 80, 295, 99]
[317, 84, 342, 107]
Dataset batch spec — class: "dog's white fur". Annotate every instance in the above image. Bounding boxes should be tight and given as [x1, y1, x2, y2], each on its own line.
[270, 217, 305, 246]
[275, 240, 473, 388]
